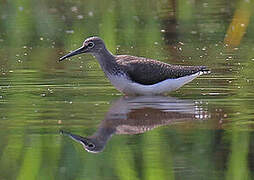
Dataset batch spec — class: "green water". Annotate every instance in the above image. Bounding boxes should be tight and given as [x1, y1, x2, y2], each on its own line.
[1, 0, 254, 179]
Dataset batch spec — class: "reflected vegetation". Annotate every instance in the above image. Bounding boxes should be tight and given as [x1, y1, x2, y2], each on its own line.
[0, 0, 254, 179]
[61, 96, 209, 153]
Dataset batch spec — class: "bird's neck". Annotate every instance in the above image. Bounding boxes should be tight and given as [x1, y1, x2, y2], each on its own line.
[92, 48, 121, 75]
[89, 126, 116, 145]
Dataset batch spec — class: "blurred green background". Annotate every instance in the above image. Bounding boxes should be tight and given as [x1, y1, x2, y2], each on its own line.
[0, 0, 254, 179]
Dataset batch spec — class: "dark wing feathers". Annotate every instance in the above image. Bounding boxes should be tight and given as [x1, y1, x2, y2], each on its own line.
[116, 55, 208, 85]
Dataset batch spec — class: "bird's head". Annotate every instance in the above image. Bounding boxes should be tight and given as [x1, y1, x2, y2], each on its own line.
[60, 130, 105, 153]
[59, 36, 106, 61]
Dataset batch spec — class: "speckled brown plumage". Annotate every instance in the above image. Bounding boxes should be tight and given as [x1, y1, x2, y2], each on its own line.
[115, 55, 209, 85]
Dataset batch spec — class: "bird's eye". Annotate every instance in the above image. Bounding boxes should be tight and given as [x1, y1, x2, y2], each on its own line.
[88, 143, 95, 148]
[87, 42, 94, 48]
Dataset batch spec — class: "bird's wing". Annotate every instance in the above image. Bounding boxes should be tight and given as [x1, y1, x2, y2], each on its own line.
[116, 55, 209, 85]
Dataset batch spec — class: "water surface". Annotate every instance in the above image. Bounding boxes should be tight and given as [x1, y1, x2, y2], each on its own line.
[0, 0, 254, 179]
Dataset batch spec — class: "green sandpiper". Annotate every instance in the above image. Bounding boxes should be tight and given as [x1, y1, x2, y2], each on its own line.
[60, 37, 210, 95]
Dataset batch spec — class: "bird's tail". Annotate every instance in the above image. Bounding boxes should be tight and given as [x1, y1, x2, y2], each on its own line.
[199, 66, 211, 75]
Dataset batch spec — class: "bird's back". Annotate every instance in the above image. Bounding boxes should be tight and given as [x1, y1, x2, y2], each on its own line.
[115, 55, 209, 85]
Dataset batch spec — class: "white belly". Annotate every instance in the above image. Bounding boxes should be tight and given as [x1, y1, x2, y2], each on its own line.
[107, 72, 203, 95]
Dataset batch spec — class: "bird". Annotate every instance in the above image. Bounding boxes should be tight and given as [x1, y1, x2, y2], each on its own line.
[59, 37, 210, 95]
[60, 96, 210, 153]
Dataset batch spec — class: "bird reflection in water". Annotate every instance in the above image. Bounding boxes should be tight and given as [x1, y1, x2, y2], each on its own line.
[60, 96, 209, 153]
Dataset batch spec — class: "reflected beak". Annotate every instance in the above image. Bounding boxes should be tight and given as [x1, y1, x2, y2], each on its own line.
[60, 130, 88, 146]
[59, 46, 87, 61]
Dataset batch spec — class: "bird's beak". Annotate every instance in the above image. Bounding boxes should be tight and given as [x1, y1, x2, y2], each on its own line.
[60, 130, 88, 146]
[59, 45, 87, 61]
